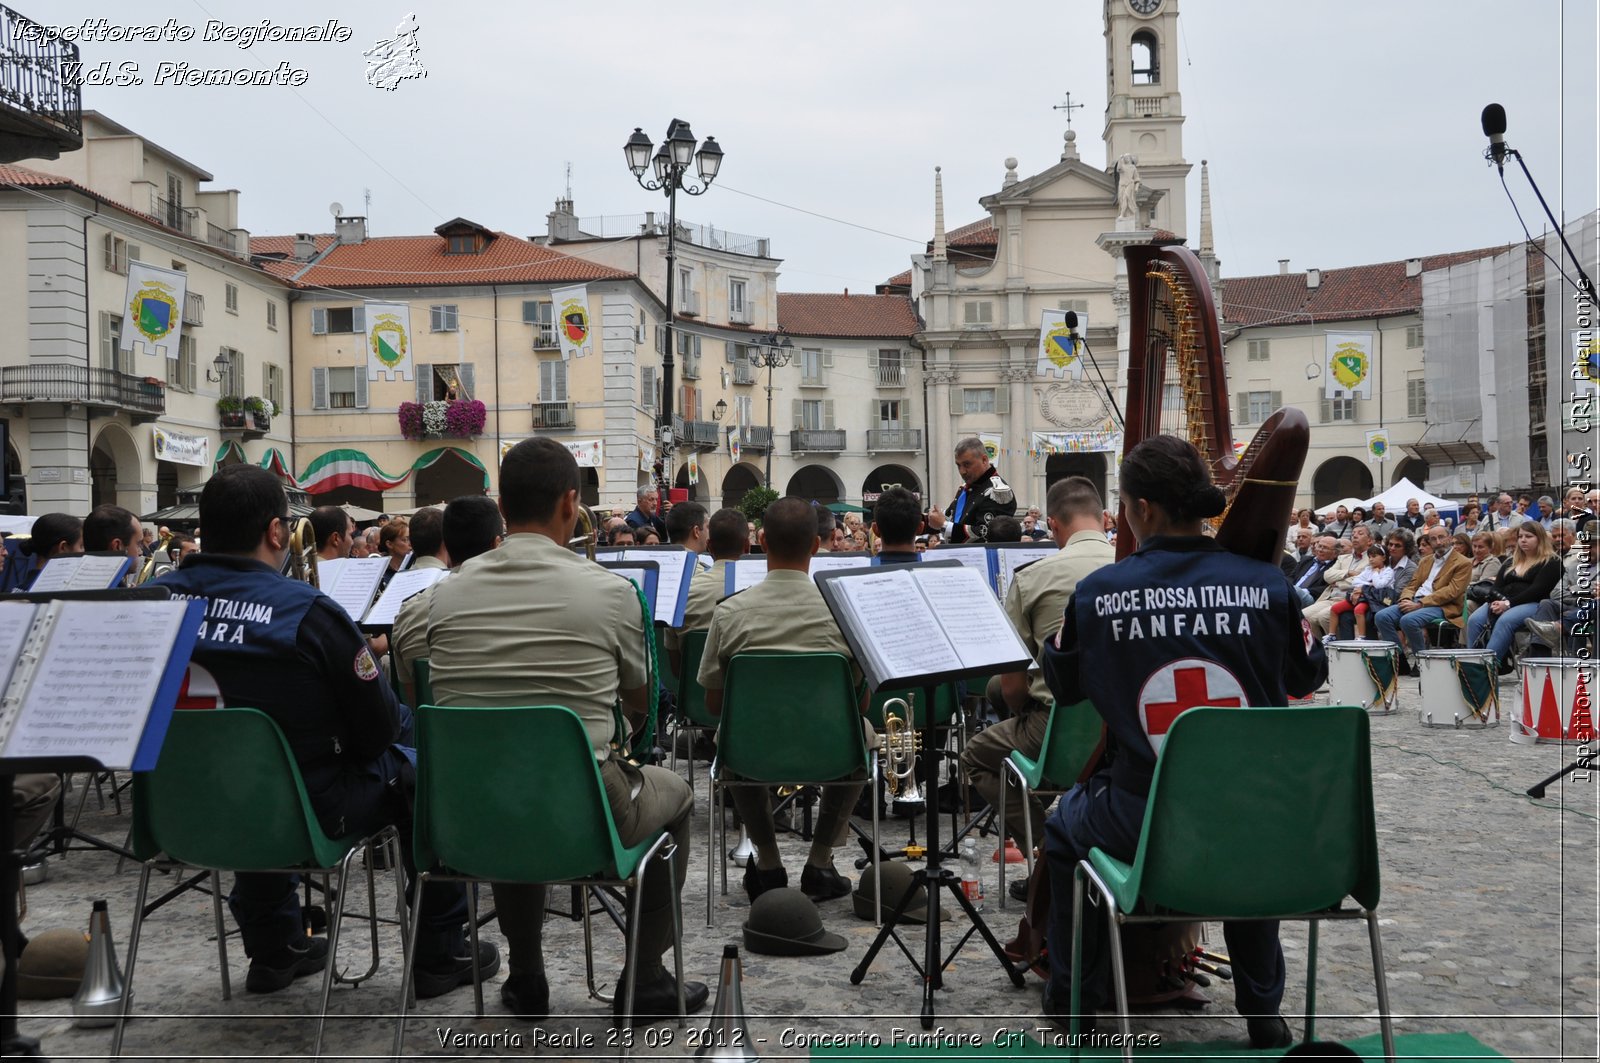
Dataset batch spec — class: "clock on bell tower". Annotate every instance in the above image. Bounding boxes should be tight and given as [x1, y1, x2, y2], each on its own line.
[1104, 0, 1191, 236]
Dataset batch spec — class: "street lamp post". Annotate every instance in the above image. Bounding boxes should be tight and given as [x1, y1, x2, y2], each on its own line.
[750, 330, 794, 488]
[623, 119, 723, 498]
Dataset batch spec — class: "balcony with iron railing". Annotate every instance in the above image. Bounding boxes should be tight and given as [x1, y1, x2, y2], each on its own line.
[673, 416, 721, 449]
[732, 362, 757, 385]
[155, 196, 198, 236]
[740, 425, 773, 451]
[679, 290, 701, 317]
[206, 222, 238, 254]
[866, 428, 922, 452]
[572, 213, 770, 257]
[790, 429, 846, 452]
[0, 363, 164, 421]
[875, 361, 906, 387]
[533, 401, 576, 429]
[0, 4, 84, 161]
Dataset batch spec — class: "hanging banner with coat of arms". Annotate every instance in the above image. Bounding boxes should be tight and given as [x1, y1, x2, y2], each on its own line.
[119, 262, 187, 359]
[1036, 309, 1086, 379]
[727, 425, 741, 464]
[364, 302, 414, 381]
[1324, 332, 1373, 399]
[1365, 429, 1390, 464]
[551, 284, 593, 359]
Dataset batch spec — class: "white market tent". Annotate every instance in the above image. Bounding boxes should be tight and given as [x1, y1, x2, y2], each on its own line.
[1318, 497, 1367, 518]
[1361, 477, 1460, 517]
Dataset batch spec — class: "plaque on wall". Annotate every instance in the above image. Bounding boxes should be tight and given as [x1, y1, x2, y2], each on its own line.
[1037, 382, 1116, 430]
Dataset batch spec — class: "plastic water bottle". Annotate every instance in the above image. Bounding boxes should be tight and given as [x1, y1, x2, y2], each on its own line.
[959, 837, 985, 910]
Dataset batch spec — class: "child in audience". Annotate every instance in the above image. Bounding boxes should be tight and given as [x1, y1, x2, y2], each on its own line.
[1330, 545, 1394, 639]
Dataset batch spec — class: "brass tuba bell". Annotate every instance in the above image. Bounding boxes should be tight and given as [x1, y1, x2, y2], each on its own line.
[569, 503, 598, 561]
[881, 695, 924, 805]
[284, 517, 320, 588]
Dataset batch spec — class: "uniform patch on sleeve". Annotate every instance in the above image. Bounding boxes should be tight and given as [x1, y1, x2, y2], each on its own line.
[355, 647, 380, 681]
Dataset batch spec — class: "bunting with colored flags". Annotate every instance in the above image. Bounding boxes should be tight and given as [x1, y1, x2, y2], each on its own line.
[365, 302, 414, 381]
[1036, 309, 1086, 379]
[120, 262, 188, 359]
[551, 284, 593, 359]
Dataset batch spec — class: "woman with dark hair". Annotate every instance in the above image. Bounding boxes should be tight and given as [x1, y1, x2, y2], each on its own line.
[12, 512, 84, 591]
[1037, 435, 1326, 1047]
[1383, 529, 1418, 598]
[1466, 521, 1563, 669]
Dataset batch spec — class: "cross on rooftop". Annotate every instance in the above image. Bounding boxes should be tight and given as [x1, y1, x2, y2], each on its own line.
[1053, 91, 1085, 132]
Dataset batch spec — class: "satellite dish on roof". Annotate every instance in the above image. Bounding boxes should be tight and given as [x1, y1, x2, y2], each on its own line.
[329, 202, 344, 217]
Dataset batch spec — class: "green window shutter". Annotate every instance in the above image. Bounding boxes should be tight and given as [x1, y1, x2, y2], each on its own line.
[311, 367, 328, 409]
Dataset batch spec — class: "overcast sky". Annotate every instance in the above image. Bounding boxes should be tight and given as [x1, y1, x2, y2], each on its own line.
[44, 0, 1599, 292]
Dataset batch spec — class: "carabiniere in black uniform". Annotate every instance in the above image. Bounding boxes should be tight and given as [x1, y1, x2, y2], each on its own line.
[942, 463, 1017, 543]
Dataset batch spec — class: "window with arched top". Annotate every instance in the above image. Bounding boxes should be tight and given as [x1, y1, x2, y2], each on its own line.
[1131, 30, 1159, 85]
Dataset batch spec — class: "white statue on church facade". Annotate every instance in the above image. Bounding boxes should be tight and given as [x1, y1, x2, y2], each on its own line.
[1115, 153, 1141, 219]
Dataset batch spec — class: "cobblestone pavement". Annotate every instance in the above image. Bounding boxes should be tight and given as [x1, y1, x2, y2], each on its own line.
[13, 672, 1599, 1061]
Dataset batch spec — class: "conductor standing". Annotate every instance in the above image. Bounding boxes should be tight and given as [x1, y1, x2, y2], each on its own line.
[926, 437, 1017, 544]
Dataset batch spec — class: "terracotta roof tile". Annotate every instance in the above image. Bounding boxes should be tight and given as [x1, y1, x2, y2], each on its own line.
[880, 268, 913, 291]
[777, 293, 919, 338]
[945, 218, 996, 248]
[1221, 244, 1517, 328]
[274, 232, 632, 289]
[0, 163, 201, 246]
[250, 233, 336, 257]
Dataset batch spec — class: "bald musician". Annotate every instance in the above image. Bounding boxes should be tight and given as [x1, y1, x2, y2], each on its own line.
[423, 438, 705, 1025]
[698, 497, 867, 902]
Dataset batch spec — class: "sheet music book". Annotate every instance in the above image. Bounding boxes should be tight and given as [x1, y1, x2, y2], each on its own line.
[814, 560, 1031, 690]
[926, 545, 998, 593]
[317, 556, 389, 622]
[723, 553, 872, 596]
[596, 547, 696, 626]
[993, 542, 1059, 600]
[25, 554, 132, 592]
[598, 560, 660, 620]
[0, 596, 203, 771]
[360, 567, 449, 627]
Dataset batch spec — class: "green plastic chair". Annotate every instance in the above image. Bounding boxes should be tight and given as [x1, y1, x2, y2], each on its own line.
[114, 708, 406, 1060]
[411, 658, 433, 707]
[669, 630, 713, 786]
[1067, 705, 1394, 1062]
[707, 652, 879, 928]
[998, 698, 1103, 907]
[865, 683, 959, 730]
[394, 705, 685, 1058]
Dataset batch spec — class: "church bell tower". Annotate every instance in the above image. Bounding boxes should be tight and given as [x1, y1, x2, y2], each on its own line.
[1103, 0, 1191, 236]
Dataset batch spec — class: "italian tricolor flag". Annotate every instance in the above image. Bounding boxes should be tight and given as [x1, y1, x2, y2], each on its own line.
[298, 448, 411, 494]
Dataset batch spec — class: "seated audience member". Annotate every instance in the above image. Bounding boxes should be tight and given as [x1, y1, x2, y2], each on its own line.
[1364, 502, 1397, 539]
[1286, 535, 1338, 607]
[1329, 545, 1393, 639]
[1465, 521, 1562, 670]
[424, 439, 703, 1023]
[1469, 530, 1504, 587]
[1373, 526, 1470, 672]
[1303, 525, 1372, 639]
[153, 465, 490, 998]
[1524, 529, 1598, 655]
[698, 498, 866, 903]
[987, 515, 1024, 543]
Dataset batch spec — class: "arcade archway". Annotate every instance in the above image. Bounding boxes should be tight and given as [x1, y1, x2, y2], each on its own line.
[413, 448, 489, 506]
[1312, 456, 1374, 509]
[861, 464, 921, 506]
[90, 423, 142, 511]
[786, 464, 844, 505]
[721, 463, 763, 511]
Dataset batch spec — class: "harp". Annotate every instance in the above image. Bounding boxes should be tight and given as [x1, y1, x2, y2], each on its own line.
[1118, 241, 1309, 562]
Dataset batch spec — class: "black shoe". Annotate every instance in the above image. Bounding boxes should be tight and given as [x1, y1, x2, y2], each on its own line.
[613, 969, 709, 1027]
[742, 857, 787, 902]
[414, 940, 501, 999]
[799, 863, 851, 901]
[1009, 877, 1031, 903]
[1247, 1015, 1293, 1049]
[245, 936, 329, 994]
[500, 972, 550, 1021]
[1497, 656, 1517, 677]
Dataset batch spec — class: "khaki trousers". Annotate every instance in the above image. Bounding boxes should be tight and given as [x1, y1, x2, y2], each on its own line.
[492, 760, 691, 977]
[960, 708, 1052, 844]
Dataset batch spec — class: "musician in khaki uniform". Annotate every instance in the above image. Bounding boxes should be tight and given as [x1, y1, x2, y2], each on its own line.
[961, 477, 1114, 850]
[698, 496, 865, 903]
[423, 438, 706, 1026]
[665, 507, 747, 676]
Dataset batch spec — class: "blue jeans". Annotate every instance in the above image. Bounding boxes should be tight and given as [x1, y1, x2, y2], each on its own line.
[1374, 603, 1446, 655]
[1466, 602, 1541, 660]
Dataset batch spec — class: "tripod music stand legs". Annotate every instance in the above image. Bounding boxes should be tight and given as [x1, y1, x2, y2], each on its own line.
[848, 685, 1025, 1028]
[2, 774, 45, 1057]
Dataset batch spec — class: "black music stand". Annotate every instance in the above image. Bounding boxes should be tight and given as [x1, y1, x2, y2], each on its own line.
[815, 564, 1029, 1027]
[2, 589, 201, 1058]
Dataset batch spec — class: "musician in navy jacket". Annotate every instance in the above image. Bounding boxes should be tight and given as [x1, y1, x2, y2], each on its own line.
[1037, 435, 1326, 1047]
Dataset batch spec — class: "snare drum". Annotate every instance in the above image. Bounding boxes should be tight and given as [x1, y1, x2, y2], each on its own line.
[1510, 657, 1595, 745]
[1327, 640, 1399, 714]
[1416, 648, 1500, 728]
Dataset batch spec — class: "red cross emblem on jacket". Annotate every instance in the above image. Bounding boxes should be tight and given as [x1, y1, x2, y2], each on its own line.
[1136, 658, 1247, 754]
